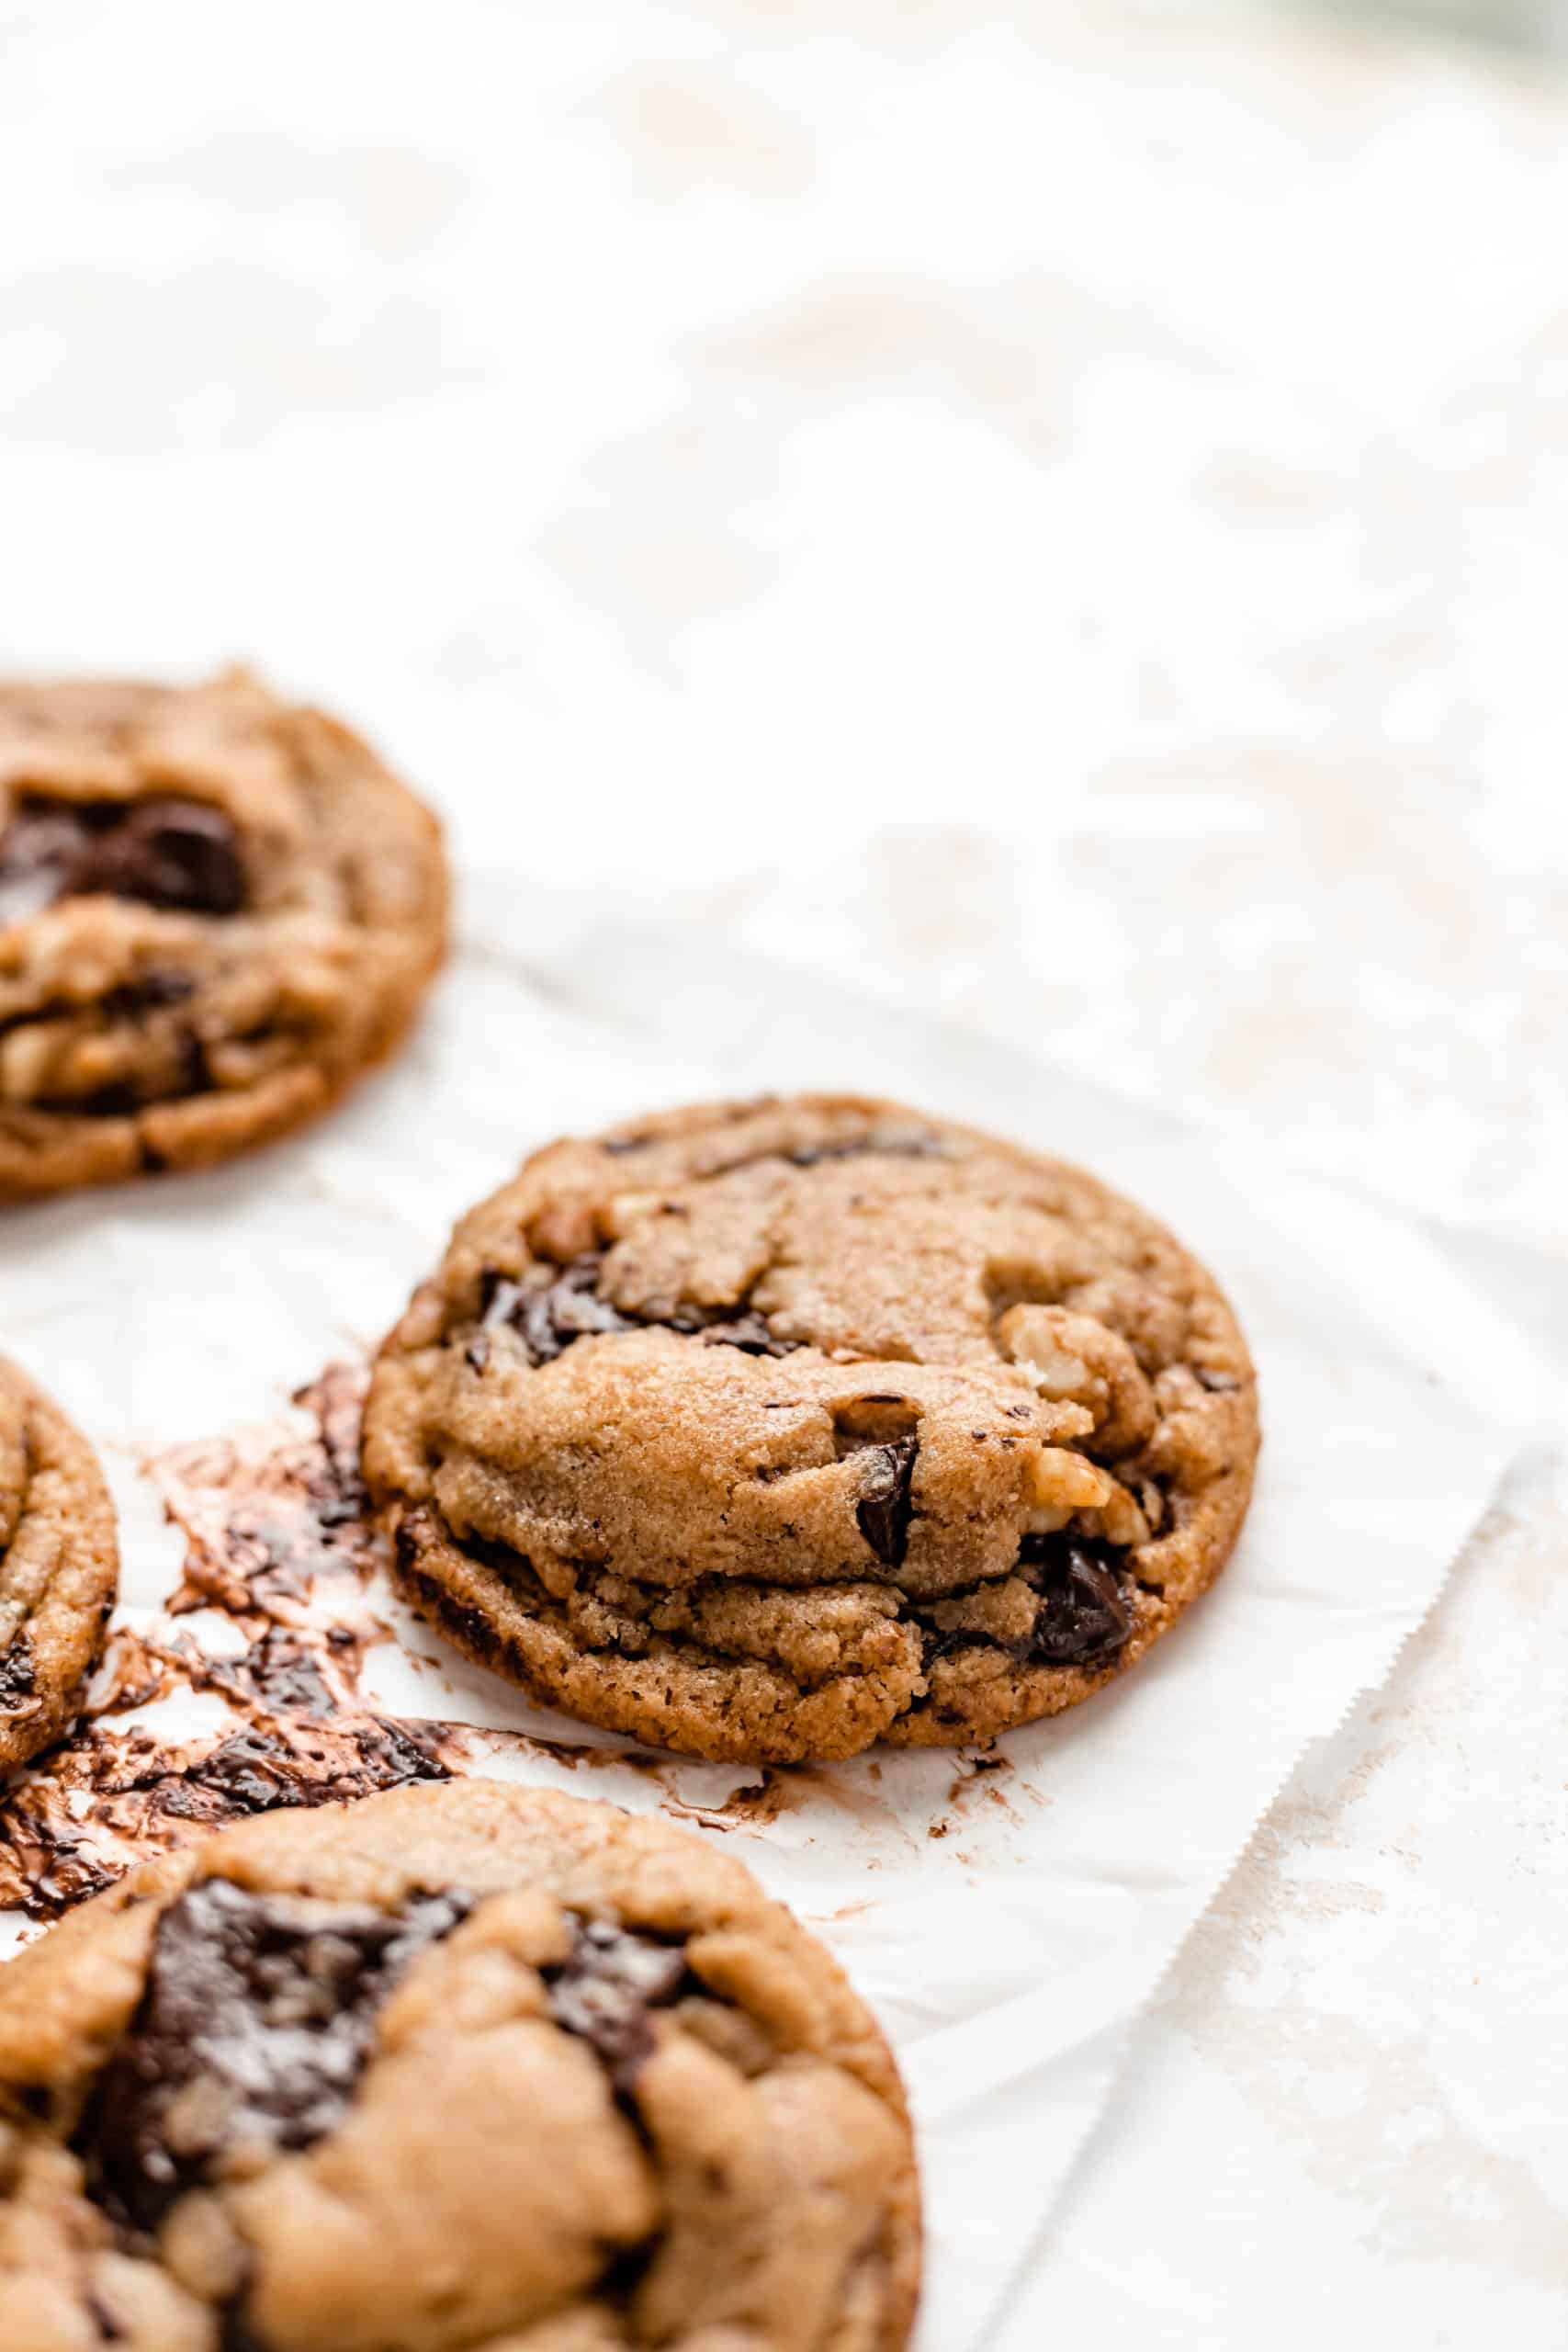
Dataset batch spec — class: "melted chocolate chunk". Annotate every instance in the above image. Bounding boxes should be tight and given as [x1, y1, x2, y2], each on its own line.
[483, 1258, 635, 1365]
[0, 794, 243, 923]
[856, 1437, 919, 1568]
[1018, 1534, 1134, 1664]
[0, 1634, 36, 1708]
[480, 1258, 801, 1366]
[78, 1878, 470, 2231]
[784, 1133, 942, 1168]
[690, 1309, 798, 1359]
[90, 798, 244, 915]
[546, 1916, 690, 2090]
[102, 968, 197, 1016]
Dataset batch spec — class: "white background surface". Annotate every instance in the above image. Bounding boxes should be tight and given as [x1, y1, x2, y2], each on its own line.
[4, 1, 1567, 2344]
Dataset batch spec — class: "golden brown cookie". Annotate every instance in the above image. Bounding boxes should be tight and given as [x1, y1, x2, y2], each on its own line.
[0, 1779, 921, 2351]
[0, 1355, 118, 1774]
[364, 1094, 1260, 1763]
[0, 669, 447, 1201]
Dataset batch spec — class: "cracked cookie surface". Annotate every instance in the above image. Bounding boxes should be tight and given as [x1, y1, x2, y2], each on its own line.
[0, 1356, 118, 1775]
[0, 1779, 920, 2351]
[364, 1094, 1260, 1762]
[0, 669, 447, 1201]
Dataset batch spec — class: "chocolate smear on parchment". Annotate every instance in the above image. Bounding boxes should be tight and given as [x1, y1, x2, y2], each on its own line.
[0, 1364, 461, 1928]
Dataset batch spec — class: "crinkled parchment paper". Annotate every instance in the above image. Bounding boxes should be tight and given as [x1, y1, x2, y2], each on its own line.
[0, 881, 1549, 2351]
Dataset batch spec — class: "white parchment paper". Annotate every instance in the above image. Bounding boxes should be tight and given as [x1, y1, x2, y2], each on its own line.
[1, 883, 1549, 2352]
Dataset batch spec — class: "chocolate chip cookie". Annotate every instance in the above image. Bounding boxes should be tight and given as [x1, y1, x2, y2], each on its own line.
[0, 1355, 118, 1775]
[364, 1094, 1260, 1762]
[0, 668, 447, 1201]
[0, 1779, 921, 2350]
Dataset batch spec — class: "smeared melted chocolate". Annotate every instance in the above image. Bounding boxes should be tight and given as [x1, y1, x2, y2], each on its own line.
[0, 1367, 463, 1928]
[479, 1256, 801, 1367]
[0, 794, 244, 924]
[856, 1437, 919, 1568]
[77, 1878, 469, 2230]
[546, 1916, 690, 2090]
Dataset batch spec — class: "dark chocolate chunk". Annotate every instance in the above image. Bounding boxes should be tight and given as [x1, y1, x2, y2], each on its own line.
[0, 1634, 36, 1709]
[102, 969, 197, 1016]
[483, 1257, 635, 1366]
[0, 793, 243, 922]
[480, 1259, 800, 1365]
[82, 797, 243, 916]
[693, 1309, 798, 1359]
[856, 1436, 919, 1568]
[77, 1878, 470, 2231]
[784, 1132, 942, 1168]
[73, 1080, 143, 1118]
[546, 1916, 689, 2090]
[1018, 1533, 1134, 1664]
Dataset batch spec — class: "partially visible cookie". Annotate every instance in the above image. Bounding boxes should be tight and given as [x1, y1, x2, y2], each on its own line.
[0, 1355, 118, 1774]
[364, 1092, 1260, 1763]
[0, 669, 447, 1201]
[0, 1779, 921, 2351]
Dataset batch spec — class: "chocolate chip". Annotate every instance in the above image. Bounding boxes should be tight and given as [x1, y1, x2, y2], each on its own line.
[856, 1436, 918, 1567]
[77, 1878, 470, 2232]
[1017, 1534, 1133, 1664]
[0, 1635, 35, 1709]
[546, 1916, 690, 2090]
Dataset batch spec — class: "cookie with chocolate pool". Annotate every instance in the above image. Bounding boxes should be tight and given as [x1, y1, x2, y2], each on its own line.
[0, 1779, 921, 2351]
[363, 1093, 1260, 1762]
[0, 668, 446, 1200]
